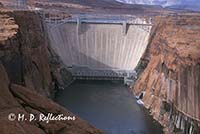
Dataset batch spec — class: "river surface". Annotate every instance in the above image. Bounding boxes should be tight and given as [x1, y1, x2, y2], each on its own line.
[55, 80, 163, 134]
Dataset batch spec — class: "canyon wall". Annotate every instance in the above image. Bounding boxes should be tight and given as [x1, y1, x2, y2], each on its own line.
[133, 14, 200, 133]
[48, 22, 151, 70]
[0, 10, 102, 134]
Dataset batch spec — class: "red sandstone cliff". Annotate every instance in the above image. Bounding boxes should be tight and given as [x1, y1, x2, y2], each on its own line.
[0, 10, 102, 134]
[133, 14, 200, 133]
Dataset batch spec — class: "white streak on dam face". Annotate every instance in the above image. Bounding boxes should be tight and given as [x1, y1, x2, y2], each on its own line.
[47, 21, 152, 70]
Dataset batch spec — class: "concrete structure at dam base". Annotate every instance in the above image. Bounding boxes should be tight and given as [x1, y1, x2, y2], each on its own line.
[69, 65, 137, 84]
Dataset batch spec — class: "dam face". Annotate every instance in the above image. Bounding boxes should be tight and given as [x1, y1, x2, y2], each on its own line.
[47, 16, 152, 78]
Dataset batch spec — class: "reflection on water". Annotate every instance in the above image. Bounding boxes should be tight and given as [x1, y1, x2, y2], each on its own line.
[55, 80, 163, 134]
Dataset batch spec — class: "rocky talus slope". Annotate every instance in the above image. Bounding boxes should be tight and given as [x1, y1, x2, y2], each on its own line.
[133, 14, 200, 134]
[0, 10, 102, 134]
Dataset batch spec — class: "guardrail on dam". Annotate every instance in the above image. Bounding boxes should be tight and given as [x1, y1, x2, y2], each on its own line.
[47, 15, 152, 80]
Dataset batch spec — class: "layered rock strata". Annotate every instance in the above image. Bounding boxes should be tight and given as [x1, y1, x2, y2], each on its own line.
[0, 10, 102, 134]
[133, 14, 200, 134]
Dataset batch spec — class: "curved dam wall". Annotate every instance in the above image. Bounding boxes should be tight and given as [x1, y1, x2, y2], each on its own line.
[47, 21, 152, 71]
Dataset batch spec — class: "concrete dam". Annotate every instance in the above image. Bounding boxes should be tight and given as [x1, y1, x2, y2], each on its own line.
[47, 15, 152, 79]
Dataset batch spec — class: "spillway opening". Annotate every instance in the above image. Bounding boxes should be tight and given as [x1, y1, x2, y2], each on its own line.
[47, 14, 163, 133]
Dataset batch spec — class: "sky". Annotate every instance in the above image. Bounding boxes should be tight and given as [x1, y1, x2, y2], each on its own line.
[115, 0, 200, 11]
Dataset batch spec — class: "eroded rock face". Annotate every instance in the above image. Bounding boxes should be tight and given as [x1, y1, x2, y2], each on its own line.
[0, 12, 18, 42]
[133, 14, 200, 133]
[0, 10, 102, 134]
[0, 11, 52, 96]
